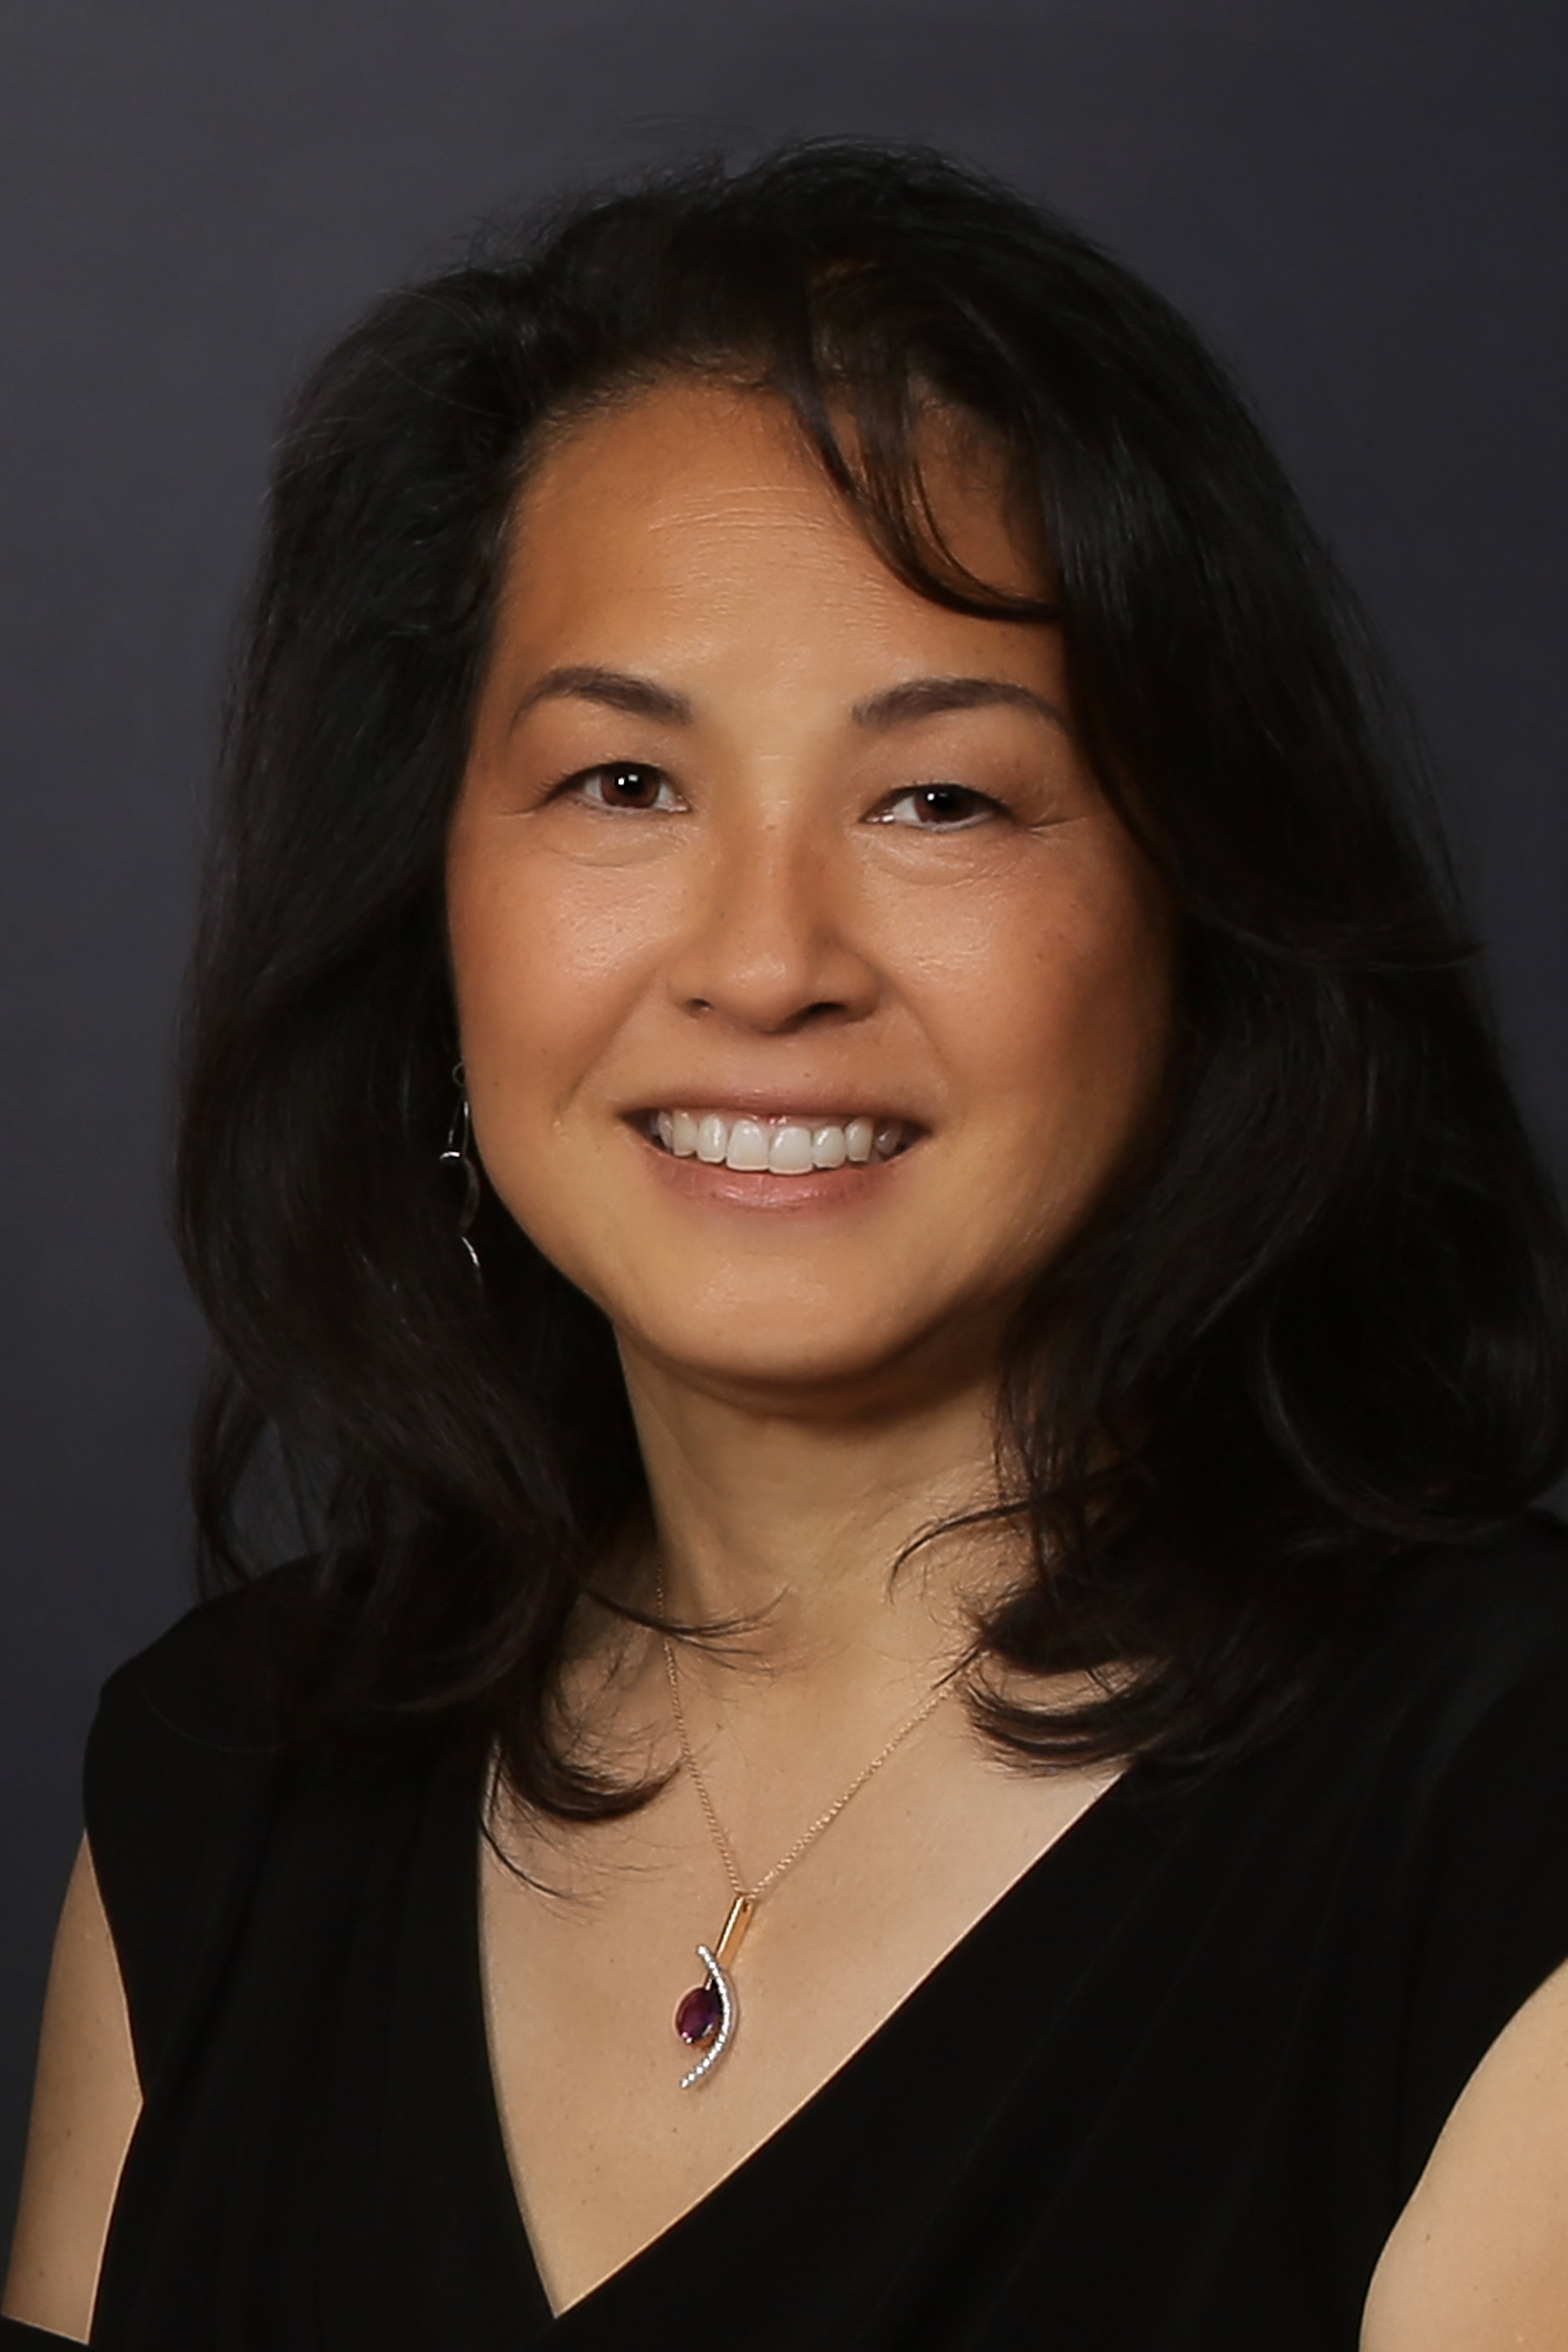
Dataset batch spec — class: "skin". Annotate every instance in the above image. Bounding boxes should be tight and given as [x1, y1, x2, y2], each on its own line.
[5, 1844, 140, 2339]
[7, 380, 1567, 2340]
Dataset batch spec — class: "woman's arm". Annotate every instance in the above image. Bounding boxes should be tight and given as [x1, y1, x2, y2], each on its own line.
[3, 1840, 142, 2344]
[1363, 1953, 1568, 2348]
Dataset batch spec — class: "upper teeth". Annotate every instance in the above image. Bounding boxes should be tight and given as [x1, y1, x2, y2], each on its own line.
[653, 1111, 908, 1173]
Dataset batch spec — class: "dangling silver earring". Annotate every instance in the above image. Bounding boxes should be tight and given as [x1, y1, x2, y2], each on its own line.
[439, 1065, 482, 1279]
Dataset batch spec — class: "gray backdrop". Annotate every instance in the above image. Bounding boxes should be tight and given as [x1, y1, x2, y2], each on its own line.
[2, 0, 1564, 2232]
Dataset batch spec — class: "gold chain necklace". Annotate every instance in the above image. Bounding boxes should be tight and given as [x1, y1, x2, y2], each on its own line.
[657, 1586, 953, 2088]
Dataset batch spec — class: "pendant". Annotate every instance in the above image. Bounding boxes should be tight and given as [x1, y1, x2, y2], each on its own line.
[673, 1894, 753, 2087]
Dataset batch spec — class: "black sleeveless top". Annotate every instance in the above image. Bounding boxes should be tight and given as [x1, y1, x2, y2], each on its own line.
[20, 1517, 1568, 2349]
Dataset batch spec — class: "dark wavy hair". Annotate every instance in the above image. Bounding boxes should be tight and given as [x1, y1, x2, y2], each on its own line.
[177, 139, 1568, 1805]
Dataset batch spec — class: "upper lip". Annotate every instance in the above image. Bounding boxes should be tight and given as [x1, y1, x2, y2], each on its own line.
[622, 1091, 929, 1126]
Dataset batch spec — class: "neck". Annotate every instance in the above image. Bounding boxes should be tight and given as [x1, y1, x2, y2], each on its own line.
[614, 1341, 1013, 1691]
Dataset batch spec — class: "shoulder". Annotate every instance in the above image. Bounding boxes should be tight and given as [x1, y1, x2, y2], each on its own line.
[1326, 1515, 1568, 2186]
[1362, 1949, 1568, 2348]
[1335, 1510, 1568, 1754]
[1187, 1512, 1568, 1843]
[1372, 1506, 1568, 1644]
[1303, 1511, 1568, 1929]
[1352, 1516, 1568, 2345]
[84, 1567, 309, 2088]
[86, 1564, 310, 1841]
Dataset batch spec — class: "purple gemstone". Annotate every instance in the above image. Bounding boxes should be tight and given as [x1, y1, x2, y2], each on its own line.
[675, 1983, 723, 2045]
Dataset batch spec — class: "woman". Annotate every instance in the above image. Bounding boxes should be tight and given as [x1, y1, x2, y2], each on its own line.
[5, 142, 1567, 2348]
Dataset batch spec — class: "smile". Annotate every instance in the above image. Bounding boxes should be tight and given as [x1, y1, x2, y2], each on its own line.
[645, 1110, 915, 1175]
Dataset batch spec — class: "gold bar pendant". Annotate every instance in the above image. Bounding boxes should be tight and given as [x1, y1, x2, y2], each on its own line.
[714, 1893, 755, 1967]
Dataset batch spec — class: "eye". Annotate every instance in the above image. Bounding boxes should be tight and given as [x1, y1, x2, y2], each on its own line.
[562, 762, 684, 813]
[871, 783, 1004, 830]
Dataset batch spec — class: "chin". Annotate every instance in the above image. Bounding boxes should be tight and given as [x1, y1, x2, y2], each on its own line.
[639, 1325, 894, 1394]
[617, 1291, 985, 1409]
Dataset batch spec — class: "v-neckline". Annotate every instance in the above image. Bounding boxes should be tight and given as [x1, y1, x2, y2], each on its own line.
[460, 1757, 1140, 2336]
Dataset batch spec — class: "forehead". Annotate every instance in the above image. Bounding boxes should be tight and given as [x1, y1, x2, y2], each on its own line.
[490, 379, 1051, 703]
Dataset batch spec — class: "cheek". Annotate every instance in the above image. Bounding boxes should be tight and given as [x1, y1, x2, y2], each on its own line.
[446, 847, 651, 1126]
[934, 858, 1174, 1183]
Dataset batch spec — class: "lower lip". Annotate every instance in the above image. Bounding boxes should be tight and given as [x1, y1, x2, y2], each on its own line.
[632, 1126, 915, 1211]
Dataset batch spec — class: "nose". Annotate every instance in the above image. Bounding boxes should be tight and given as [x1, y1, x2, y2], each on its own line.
[665, 807, 881, 1036]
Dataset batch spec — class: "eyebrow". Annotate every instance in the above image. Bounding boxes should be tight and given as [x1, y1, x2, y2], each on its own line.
[850, 675, 1069, 732]
[510, 664, 694, 729]
[508, 664, 1068, 734]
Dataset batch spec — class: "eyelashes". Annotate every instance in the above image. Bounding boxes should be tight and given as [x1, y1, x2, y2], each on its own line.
[870, 784, 1003, 830]
[553, 764, 1009, 830]
[560, 762, 684, 813]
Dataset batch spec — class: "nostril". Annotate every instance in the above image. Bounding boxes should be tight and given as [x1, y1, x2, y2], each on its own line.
[785, 999, 851, 1033]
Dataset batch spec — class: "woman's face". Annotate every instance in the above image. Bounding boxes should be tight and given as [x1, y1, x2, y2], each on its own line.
[448, 381, 1174, 1413]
